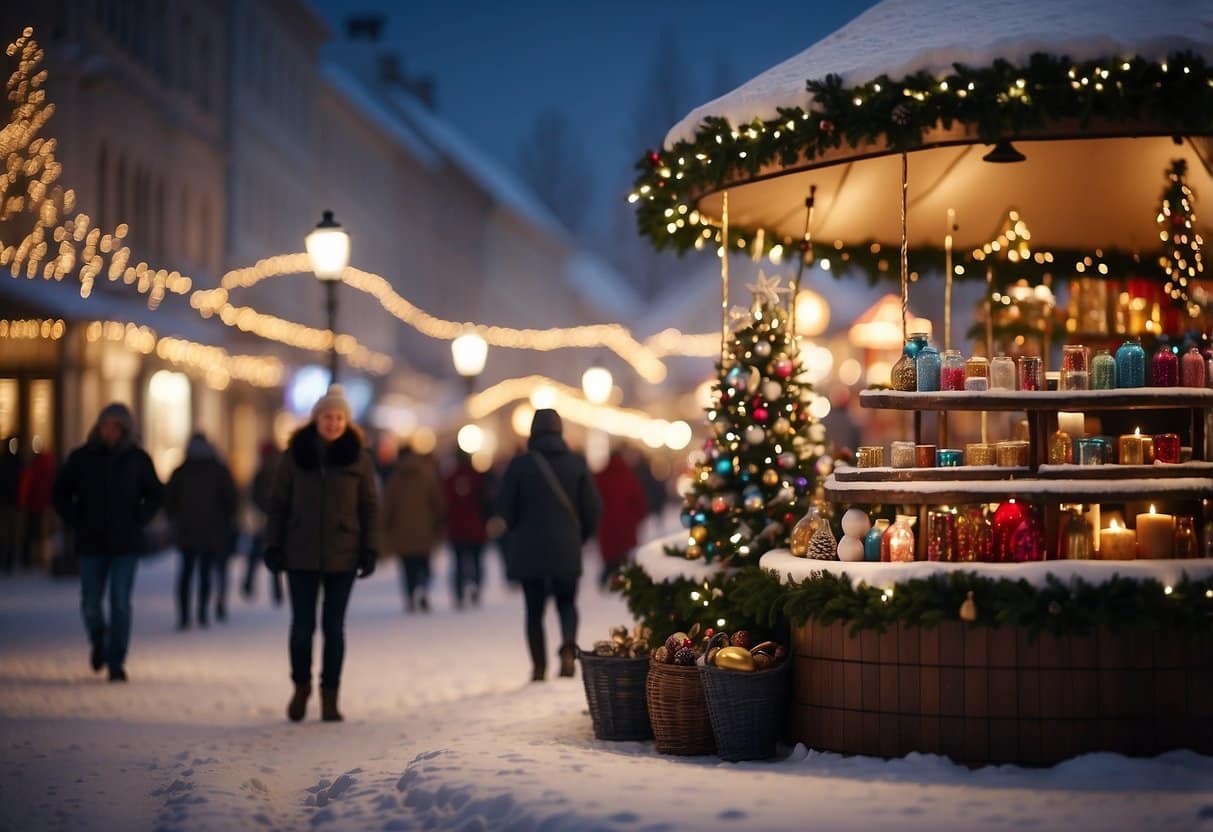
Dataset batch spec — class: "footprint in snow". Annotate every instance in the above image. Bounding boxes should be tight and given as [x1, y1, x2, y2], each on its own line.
[717, 809, 747, 821]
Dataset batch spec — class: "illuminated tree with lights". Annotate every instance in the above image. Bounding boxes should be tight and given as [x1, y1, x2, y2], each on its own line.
[676, 273, 825, 567]
[1158, 159, 1204, 317]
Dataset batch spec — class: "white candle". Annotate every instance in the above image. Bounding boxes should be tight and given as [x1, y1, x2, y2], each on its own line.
[1100, 519, 1136, 560]
[1058, 411, 1084, 439]
[1135, 505, 1174, 559]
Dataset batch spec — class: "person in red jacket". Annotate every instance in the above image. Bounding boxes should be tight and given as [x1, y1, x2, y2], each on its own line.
[592, 450, 648, 588]
[17, 449, 55, 570]
[442, 450, 490, 608]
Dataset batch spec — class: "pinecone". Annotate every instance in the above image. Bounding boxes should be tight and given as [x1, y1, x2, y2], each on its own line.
[673, 647, 697, 666]
[891, 104, 911, 125]
[808, 523, 839, 560]
[653, 645, 671, 664]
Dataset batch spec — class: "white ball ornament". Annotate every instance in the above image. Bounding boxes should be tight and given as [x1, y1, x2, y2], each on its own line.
[753, 340, 772, 358]
[744, 424, 766, 445]
[837, 535, 865, 562]
[841, 508, 872, 538]
[762, 380, 783, 401]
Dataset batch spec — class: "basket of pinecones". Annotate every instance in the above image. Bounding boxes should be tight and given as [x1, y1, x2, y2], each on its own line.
[645, 623, 715, 756]
[578, 625, 653, 741]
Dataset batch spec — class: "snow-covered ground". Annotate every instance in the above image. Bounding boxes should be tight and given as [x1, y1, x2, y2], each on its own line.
[2, 545, 1212, 832]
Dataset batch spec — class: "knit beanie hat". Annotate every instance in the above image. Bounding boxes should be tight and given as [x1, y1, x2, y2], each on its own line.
[530, 408, 563, 437]
[311, 384, 352, 421]
[91, 402, 135, 443]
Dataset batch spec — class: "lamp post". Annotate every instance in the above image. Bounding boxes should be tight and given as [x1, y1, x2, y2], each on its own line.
[306, 210, 350, 383]
[581, 364, 613, 405]
[451, 330, 488, 396]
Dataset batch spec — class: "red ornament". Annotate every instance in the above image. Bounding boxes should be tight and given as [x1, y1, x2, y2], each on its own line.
[775, 359, 793, 378]
[649, 151, 661, 164]
[783, 512, 797, 526]
[753, 407, 769, 422]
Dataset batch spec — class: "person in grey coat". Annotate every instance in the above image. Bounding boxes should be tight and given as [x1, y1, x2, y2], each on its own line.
[264, 386, 379, 723]
[165, 433, 237, 629]
[495, 408, 601, 681]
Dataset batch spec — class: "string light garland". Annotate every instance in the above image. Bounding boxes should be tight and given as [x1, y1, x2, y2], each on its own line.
[0, 316, 64, 339]
[630, 51, 1213, 274]
[84, 320, 283, 389]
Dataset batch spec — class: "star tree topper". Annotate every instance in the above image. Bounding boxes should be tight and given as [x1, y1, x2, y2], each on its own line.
[746, 272, 792, 306]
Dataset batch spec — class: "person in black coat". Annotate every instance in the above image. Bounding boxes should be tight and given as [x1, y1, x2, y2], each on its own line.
[242, 441, 283, 604]
[264, 385, 379, 722]
[52, 403, 164, 682]
[165, 433, 238, 629]
[495, 408, 601, 681]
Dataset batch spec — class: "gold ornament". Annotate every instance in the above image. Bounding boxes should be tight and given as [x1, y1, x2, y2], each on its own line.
[713, 646, 757, 671]
[789, 506, 822, 557]
[685, 544, 704, 560]
[773, 417, 792, 436]
[959, 590, 978, 622]
[690, 525, 708, 543]
[761, 469, 780, 486]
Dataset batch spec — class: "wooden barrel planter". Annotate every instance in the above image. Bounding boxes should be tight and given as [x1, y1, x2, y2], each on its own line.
[790, 620, 1213, 765]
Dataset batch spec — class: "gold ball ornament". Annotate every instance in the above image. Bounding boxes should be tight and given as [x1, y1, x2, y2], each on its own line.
[761, 469, 780, 486]
[690, 525, 708, 543]
[773, 417, 792, 436]
[685, 544, 704, 560]
[713, 645, 757, 672]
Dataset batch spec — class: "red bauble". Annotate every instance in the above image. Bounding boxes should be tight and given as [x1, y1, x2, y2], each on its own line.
[783, 512, 797, 526]
[649, 151, 661, 164]
[775, 359, 794, 378]
[753, 407, 769, 422]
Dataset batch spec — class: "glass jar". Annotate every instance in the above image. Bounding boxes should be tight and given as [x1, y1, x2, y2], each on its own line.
[1152, 345, 1178, 386]
[1091, 349, 1116, 389]
[890, 440, 916, 468]
[882, 515, 916, 562]
[940, 349, 966, 391]
[926, 509, 957, 562]
[965, 355, 989, 383]
[1061, 345, 1089, 390]
[916, 344, 941, 392]
[1173, 515, 1196, 559]
[936, 448, 963, 467]
[965, 443, 995, 466]
[1154, 432, 1181, 464]
[1018, 355, 1043, 391]
[955, 506, 990, 562]
[1048, 429, 1073, 464]
[1076, 437, 1107, 465]
[1060, 507, 1094, 559]
[989, 355, 1017, 390]
[1181, 347, 1207, 387]
[1114, 337, 1146, 387]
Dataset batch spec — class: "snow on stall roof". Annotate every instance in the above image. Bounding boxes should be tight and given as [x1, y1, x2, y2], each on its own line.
[382, 88, 571, 242]
[321, 63, 442, 170]
[635, 530, 724, 582]
[761, 548, 1213, 590]
[667, 0, 1213, 146]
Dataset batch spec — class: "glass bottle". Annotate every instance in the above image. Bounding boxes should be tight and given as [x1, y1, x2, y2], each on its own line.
[1060, 507, 1093, 559]
[1173, 515, 1196, 559]
[1018, 356, 1043, 391]
[882, 515, 916, 562]
[864, 519, 889, 562]
[940, 349, 966, 391]
[955, 506, 990, 562]
[891, 333, 928, 392]
[788, 504, 822, 557]
[916, 344, 941, 392]
[1152, 345, 1179, 386]
[989, 355, 1017, 390]
[1181, 347, 1207, 387]
[1048, 429, 1073, 464]
[1115, 336, 1146, 387]
[1091, 349, 1116, 389]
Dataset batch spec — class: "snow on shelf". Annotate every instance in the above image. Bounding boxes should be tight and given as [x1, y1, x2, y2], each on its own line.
[634, 530, 725, 583]
[823, 473, 1213, 503]
[759, 549, 1213, 590]
[859, 388, 1213, 412]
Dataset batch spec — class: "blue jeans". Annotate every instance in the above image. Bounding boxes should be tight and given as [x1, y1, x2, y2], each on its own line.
[80, 554, 138, 672]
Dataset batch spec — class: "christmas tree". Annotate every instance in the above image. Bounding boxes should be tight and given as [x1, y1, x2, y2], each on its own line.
[1158, 159, 1204, 318]
[676, 273, 824, 566]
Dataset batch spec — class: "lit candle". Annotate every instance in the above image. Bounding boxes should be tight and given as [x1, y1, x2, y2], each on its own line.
[1100, 518, 1136, 560]
[1135, 505, 1174, 559]
[1058, 411, 1085, 439]
[1118, 427, 1149, 465]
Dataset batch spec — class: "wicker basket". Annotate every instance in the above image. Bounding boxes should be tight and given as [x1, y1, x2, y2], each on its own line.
[645, 659, 715, 756]
[699, 658, 791, 761]
[578, 651, 653, 741]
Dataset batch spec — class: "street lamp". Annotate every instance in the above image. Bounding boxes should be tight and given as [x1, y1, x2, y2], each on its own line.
[306, 210, 350, 383]
[451, 330, 488, 395]
[581, 364, 613, 405]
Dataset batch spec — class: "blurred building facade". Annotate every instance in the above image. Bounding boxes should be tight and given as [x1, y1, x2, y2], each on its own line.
[0, 1, 639, 484]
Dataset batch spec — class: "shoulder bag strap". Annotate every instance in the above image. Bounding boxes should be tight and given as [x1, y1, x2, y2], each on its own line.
[528, 451, 580, 530]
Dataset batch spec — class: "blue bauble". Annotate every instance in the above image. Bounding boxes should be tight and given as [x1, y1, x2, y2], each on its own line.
[694, 512, 707, 525]
[706, 542, 716, 554]
[715, 457, 734, 475]
[680, 511, 694, 529]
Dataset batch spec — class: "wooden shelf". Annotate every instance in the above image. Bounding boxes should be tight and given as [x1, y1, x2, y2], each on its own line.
[823, 472, 1213, 505]
[860, 388, 1213, 413]
[1036, 461, 1213, 479]
[832, 465, 1030, 482]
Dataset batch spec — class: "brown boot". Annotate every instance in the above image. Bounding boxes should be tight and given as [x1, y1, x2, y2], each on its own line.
[558, 645, 577, 678]
[320, 687, 343, 722]
[287, 683, 311, 722]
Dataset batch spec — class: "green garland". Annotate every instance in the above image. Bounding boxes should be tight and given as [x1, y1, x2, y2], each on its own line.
[728, 566, 1213, 638]
[612, 564, 766, 645]
[632, 51, 1213, 281]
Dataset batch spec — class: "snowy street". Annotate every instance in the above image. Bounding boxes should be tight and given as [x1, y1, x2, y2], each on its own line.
[2, 550, 1212, 832]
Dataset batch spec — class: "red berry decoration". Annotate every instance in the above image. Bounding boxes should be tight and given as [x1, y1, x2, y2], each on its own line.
[730, 630, 751, 649]
[673, 647, 697, 666]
